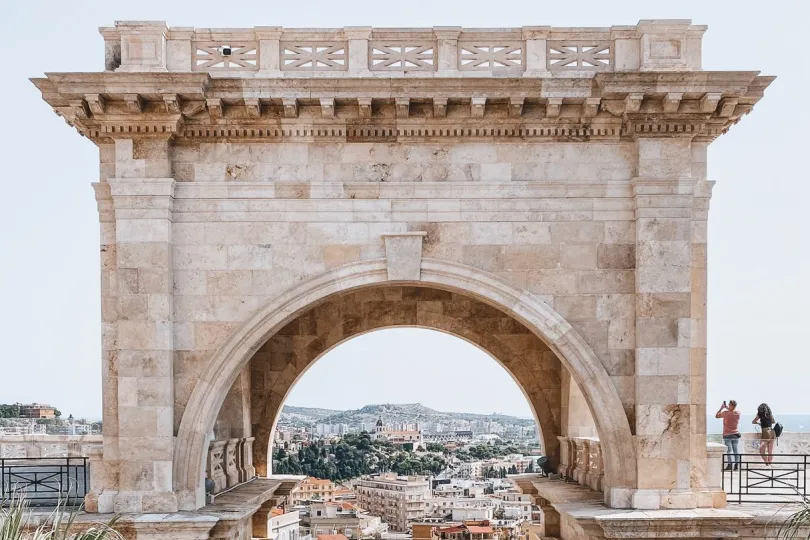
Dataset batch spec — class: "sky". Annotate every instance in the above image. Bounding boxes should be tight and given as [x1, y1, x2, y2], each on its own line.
[0, 1, 807, 420]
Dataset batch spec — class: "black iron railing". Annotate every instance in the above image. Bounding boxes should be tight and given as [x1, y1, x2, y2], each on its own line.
[0, 457, 88, 506]
[722, 453, 808, 503]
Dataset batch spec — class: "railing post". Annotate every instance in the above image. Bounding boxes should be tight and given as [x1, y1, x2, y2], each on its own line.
[522, 26, 550, 76]
[345, 27, 372, 74]
[111, 21, 169, 72]
[434, 27, 461, 76]
[207, 440, 228, 494]
[256, 27, 283, 73]
[706, 443, 727, 508]
[166, 27, 193, 71]
[636, 19, 703, 72]
[612, 26, 639, 71]
[226, 438, 241, 487]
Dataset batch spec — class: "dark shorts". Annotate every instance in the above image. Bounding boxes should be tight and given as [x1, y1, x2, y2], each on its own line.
[761, 428, 775, 440]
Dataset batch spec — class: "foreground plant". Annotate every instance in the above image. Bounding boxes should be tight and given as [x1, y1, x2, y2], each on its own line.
[0, 491, 121, 540]
[778, 494, 810, 540]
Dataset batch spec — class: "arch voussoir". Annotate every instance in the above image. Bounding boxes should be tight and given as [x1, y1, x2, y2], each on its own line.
[173, 259, 636, 510]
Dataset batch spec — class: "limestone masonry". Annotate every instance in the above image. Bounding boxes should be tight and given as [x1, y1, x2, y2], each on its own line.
[32, 19, 774, 540]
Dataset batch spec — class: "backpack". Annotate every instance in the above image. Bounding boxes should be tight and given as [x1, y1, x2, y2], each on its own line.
[774, 422, 784, 439]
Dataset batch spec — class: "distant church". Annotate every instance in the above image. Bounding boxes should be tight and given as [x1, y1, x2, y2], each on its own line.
[373, 417, 424, 447]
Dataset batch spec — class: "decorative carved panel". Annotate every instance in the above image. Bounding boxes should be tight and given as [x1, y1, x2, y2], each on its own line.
[192, 42, 258, 71]
[458, 42, 524, 71]
[1, 444, 26, 458]
[547, 41, 613, 71]
[281, 42, 347, 71]
[41, 444, 68, 457]
[370, 42, 435, 71]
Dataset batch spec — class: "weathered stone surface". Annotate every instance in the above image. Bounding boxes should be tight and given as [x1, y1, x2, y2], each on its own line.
[32, 18, 772, 520]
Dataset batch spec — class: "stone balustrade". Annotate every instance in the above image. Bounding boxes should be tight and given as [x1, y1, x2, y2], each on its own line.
[0, 435, 102, 458]
[557, 436, 604, 492]
[206, 437, 256, 494]
[100, 20, 705, 75]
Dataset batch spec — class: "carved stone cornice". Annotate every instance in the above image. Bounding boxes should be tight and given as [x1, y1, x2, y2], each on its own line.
[32, 71, 773, 144]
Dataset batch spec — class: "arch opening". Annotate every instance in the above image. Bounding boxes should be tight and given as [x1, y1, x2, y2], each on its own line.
[174, 259, 635, 510]
[264, 326, 555, 480]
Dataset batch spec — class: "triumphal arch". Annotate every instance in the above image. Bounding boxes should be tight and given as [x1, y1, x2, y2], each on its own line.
[33, 19, 772, 539]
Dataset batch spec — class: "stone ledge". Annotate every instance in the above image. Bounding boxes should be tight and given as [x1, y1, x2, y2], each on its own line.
[522, 478, 794, 539]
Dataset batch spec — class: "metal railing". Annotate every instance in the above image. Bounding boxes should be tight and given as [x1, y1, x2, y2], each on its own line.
[722, 453, 808, 504]
[1, 457, 88, 506]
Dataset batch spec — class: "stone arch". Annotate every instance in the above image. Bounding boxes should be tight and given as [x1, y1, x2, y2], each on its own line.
[249, 285, 563, 476]
[173, 258, 636, 510]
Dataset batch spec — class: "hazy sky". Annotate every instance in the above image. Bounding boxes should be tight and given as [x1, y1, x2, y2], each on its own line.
[0, 1, 807, 420]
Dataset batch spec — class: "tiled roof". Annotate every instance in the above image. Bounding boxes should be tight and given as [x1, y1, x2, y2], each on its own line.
[317, 535, 349, 540]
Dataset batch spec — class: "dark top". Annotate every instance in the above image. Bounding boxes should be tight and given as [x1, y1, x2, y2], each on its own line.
[758, 413, 774, 428]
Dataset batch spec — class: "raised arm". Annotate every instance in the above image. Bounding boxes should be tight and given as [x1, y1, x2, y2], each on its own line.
[752, 414, 760, 425]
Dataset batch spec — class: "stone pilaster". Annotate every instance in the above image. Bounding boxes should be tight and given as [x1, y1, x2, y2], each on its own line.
[631, 136, 710, 509]
[90, 163, 120, 512]
[107, 137, 177, 513]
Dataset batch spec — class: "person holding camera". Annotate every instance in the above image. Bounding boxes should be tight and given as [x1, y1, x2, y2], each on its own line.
[716, 400, 741, 470]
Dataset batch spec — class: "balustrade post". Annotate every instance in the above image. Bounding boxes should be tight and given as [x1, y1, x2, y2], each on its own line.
[112, 21, 169, 72]
[556, 436, 569, 477]
[226, 438, 241, 487]
[256, 27, 283, 73]
[166, 27, 193, 71]
[434, 27, 461, 76]
[207, 440, 228, 493]
[706, 443, 727, 507]
[522, 26, 550, 76]
[612, 26, 639, 71]
[244, 436, 256, 480]
[346, 27, 372, 74]
[84, 446, 105, 513]
[636, 20, 703, 72]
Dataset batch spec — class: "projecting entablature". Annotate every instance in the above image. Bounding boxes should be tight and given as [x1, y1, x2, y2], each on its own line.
[32, 19, 773, 144]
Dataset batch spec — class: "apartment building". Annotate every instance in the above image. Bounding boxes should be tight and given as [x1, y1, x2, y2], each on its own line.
[18, 403, 56, 419]
[292, 477, 337, 503]
[354, 473, 430, 532]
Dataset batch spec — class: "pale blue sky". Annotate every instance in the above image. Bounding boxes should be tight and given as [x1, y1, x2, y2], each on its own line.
[0, 1, 807, 420]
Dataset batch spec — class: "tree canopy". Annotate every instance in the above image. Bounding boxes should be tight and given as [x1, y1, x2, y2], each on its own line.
[272, 432, 447, 481]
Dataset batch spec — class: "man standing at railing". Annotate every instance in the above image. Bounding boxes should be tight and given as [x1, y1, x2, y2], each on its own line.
[716, 400, 741, 470]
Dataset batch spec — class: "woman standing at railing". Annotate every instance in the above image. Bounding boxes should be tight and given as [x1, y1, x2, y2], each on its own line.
[753, 403, 777, 466]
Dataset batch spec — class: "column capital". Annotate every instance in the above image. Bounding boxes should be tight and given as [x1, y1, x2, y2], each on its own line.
[522, 26, 551, 40]
[630, 177, 697, 196]
[433, 26, 462, 40]
[108, 177, 176, 220]
[108, 177, 176, 194]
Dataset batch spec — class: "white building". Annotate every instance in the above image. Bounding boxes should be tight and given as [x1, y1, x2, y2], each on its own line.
[372, 418, 423, 447]
[354, 473, 430, 531]
[452, 506, 494, 522]
[268, 510, 301, 540]
[456, 461, 484, 479]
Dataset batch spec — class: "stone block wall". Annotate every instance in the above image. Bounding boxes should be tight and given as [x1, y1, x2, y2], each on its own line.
[94, 134, 712, 511]
[165, 140, 643, 431]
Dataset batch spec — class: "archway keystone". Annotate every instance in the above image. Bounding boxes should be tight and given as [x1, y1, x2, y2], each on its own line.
[382, 232, 427, 281]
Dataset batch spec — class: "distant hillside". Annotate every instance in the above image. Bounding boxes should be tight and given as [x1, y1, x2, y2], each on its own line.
[279, 402, 535, 427]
